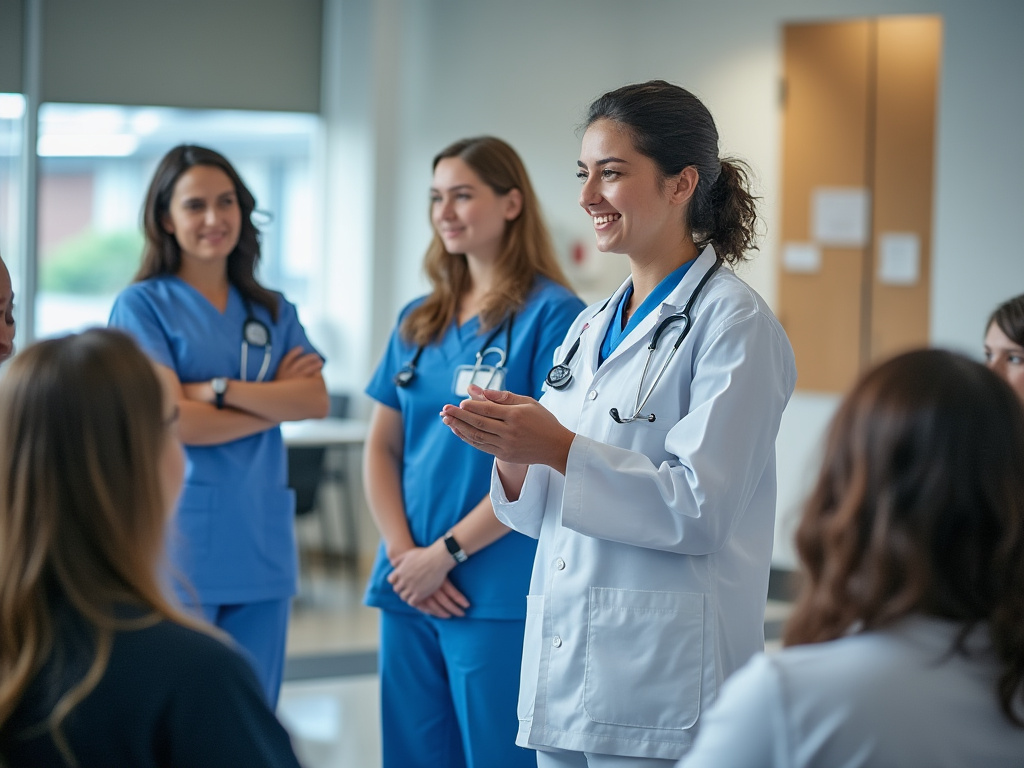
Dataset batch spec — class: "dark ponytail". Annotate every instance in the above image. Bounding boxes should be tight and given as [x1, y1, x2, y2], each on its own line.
[693, 158, 759, 263]
[585, 80, 761, 265]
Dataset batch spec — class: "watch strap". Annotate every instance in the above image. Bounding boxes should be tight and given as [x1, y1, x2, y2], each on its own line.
[443, 531, 468, 564]
[211, 377, 227, 410]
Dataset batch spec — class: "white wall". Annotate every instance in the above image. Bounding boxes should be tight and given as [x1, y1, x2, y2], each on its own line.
[322, 0, 1024, 567]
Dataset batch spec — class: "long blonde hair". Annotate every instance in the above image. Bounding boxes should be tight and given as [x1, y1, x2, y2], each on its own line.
[401, 136, 571, 346]
[0, 329, 212, 762]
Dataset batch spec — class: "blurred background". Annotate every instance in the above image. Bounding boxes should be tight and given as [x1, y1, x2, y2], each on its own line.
[2, 1, 1022, 763]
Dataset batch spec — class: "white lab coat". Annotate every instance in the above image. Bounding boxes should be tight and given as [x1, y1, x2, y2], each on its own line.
[492, 246, 797, 760]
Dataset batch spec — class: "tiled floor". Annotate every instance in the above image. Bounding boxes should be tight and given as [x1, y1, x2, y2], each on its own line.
[280, 566, 380, 768]
[278, 563, 794, 768]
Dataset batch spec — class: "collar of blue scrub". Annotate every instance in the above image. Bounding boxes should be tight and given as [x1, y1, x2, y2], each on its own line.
[599, 257, 698, 365]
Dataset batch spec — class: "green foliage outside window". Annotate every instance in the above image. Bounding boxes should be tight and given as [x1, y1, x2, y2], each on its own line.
[41, 229, 144, 294]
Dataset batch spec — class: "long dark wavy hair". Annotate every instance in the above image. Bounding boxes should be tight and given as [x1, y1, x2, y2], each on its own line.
[584, 80, 760, 265]
[401, 136, 571, 347]
[784, 349, 1024, 726]
[135, 144, 279, 321]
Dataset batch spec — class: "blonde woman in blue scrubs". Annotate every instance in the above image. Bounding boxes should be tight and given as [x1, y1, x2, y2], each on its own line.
[364, 136, 583, 768]
[110, 145, 328, 706]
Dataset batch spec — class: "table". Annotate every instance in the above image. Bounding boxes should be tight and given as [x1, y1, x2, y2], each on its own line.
[281, 417, 368, 447]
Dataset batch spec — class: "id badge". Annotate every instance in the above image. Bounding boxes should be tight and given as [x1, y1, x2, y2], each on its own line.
[453, 365, 506, 397]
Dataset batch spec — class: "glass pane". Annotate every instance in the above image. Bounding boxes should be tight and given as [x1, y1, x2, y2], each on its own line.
[0, 93, 24, 338]
[35, 104, 319, 339]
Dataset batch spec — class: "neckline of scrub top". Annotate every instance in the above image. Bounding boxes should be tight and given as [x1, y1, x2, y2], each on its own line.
[599, 257, 697, 365]
[169, 274, 235, 317]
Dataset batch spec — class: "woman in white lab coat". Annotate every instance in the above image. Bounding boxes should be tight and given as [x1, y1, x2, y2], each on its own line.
[442, 80, 797, 765]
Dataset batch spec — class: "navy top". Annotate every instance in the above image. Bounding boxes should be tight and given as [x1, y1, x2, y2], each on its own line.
[0, 607, 302, 767]
[364, 277, 584, 619]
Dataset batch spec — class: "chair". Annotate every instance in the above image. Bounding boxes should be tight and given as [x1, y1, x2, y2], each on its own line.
[287, 393, 355, 573]
[288, 445, 330, 569]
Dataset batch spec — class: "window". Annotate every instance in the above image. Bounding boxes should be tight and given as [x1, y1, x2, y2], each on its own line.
[0, 94, 24, 317]
[35, 104, 319, 338]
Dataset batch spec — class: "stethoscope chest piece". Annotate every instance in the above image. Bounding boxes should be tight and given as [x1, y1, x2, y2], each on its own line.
[244, 318, 270, 346]
[545, 363, 573, 390]
[394, 366, 416, 388]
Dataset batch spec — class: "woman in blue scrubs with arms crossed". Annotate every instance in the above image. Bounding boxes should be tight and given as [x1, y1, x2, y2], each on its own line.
[364, 136, 583, 768]
[109, 145, 328, 706]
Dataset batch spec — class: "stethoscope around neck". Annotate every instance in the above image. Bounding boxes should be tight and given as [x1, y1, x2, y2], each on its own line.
[546, 257, 723, 423]
[394, 314, 515, 388]
[240, 297, 272, 382]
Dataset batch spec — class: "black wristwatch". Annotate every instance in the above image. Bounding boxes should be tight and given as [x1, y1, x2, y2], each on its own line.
[211, 377, 228, 410]
[443, 531, 468, 564]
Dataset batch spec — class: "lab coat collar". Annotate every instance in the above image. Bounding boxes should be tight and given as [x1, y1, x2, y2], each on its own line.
[590, 245, 721, 370]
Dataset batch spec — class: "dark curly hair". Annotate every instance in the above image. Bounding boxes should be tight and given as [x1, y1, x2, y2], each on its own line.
[785, 349, 1024, 726]
[584, 80, 760, 264]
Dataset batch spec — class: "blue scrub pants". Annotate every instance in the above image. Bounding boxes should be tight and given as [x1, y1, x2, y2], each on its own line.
[379, 609, 534, 768]
[201, 598, 291, 708]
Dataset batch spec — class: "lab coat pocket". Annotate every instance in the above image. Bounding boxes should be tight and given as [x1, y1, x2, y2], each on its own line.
[517, 594, 545, 720]
[583, 587, 703, 730]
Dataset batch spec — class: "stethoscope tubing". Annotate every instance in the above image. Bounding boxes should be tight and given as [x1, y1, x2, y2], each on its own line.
[395, 314, 515, 389]
[240, 297, 272, 383]
[546, 257, 723, 422]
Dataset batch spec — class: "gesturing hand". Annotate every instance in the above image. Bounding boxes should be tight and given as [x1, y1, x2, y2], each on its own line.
[440, 385, 574, 473]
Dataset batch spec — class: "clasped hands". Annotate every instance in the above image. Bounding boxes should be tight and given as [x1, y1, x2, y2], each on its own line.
[440, 385, 574, 474]
[387, 542, 469, 619]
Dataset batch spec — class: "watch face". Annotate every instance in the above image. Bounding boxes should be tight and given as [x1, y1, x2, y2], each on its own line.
[212, 377, 228, 394]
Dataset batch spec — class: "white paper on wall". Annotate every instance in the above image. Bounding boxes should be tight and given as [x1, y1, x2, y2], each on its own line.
[877, 232, 921, 285]
[782, 242, 822, 273]
[812, 187, 870, 247]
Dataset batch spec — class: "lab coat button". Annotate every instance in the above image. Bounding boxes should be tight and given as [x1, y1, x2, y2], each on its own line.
[552, 635, 562, 648]
[587, 390, 598, 401]
[555, 557, 566, 570]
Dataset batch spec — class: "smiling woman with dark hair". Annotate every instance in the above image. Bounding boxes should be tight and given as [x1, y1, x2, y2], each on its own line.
[678, 349, 1024, 767]
[109, 144, 329, 706]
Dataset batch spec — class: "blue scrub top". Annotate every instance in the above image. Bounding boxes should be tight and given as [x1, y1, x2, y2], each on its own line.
[109, 276, 323, 605]
[365, 277, 584, 620]
[600, 258, 696, 364]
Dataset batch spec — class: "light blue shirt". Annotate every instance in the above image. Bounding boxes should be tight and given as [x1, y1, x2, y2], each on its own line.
[365, 277, 584, 619]
[110, 276, 322, 604]
[678, 616, 1024, 768]
[600, 258, 696, 364]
